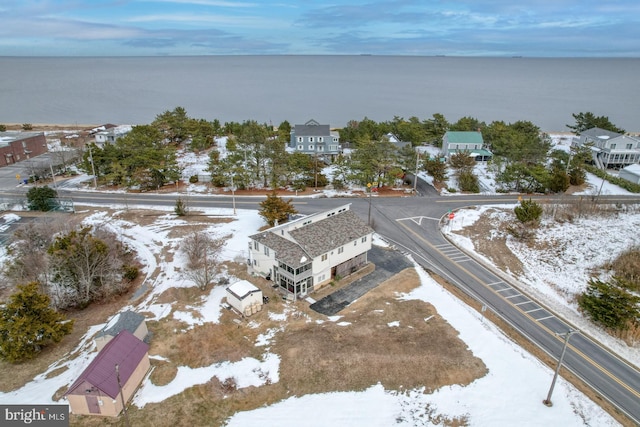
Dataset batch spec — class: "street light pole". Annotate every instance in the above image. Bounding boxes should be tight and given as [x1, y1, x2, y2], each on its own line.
[413, 149, 420, 194]
[543, 329, 578, 407]
[367, 182, 372, 226]
[231, 174, 236, 215]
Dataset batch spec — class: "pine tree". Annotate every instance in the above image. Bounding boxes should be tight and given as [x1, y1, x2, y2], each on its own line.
[258, 191, 298, 227]
[578, 278, 640, 331]
[514, 198, 543, 225]
[0, 282, 74, 363]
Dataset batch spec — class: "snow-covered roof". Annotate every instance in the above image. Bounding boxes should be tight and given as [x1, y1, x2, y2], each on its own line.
[227, 280, 260, 300]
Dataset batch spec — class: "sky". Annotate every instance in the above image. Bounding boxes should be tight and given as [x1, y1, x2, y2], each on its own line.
[1, 1, 639, 57]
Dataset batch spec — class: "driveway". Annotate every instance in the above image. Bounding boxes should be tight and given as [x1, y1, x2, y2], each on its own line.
[309, 245, 413, 316]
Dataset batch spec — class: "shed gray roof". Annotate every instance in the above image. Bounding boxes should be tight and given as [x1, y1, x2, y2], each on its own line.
[251, 210, 373, 267]
[96, 310, 145, 339]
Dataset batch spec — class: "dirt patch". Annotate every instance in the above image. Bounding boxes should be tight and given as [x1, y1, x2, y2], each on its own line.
[452, 207, 524, 276]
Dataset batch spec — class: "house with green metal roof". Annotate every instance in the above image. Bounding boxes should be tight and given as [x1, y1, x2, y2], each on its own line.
[443, 131, 492, 161]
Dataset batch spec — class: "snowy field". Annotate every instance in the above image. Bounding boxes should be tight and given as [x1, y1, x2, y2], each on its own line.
[0, 132, 636, 425]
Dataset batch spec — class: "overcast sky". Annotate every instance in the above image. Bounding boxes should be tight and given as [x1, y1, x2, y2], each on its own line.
[2, 0, 639, 57]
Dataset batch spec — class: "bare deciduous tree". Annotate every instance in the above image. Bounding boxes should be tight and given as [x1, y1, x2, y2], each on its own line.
[180, 230, 226, 290]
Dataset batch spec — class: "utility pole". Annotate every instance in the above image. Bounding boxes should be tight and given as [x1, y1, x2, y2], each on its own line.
[89, 146, 97, 189]
[231, 174, 236, 215]
[115, 364, 131, 427]
[543, 329, 578, 407]
[367, 182, 373, 226]
[413, 148, 420, 194]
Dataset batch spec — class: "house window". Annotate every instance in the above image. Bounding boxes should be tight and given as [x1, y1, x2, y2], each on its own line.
[298, 145, 304, 150]
[318, 137, 324, 142]
[318, 146, 324, 151]
[338, 247, 344, 254]
[264, 246, 269, 256]
[610, 144, 616, 149]
[309, 137, 314, 143]
[254, 241, 259, 250]
[333, 137, 338, 142]
[354, 240, 357, 246]
[627, 143, 633, 149]
[308, 145, 314, 150]
[361, 236, 367, 243]
[297, 137, 303, 142]
[321, 253, 328, 261]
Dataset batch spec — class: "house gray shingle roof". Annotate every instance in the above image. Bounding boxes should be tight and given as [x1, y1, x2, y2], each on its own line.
[581, 127, 622, 139]
[293, 119, 331, 137]
[252, 210, 373, 268]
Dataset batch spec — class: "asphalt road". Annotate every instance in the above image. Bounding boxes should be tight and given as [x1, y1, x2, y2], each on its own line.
[2, 181, 640, 424]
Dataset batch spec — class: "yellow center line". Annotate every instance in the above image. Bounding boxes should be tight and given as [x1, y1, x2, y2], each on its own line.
[396, 218, 640, 399]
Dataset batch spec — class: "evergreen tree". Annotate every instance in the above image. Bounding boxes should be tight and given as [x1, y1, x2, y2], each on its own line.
[567, 112, 625, 134]
[514, 198, 543, 225]
[0, 282, 74, 363]
[259, 191, 298, 227]
[423, 157, 447, 184]
[26, 185, 58, 211]
[578, 278, 640, 331]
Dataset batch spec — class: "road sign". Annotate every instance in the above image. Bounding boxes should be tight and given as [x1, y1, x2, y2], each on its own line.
[15, 174, 20, 180]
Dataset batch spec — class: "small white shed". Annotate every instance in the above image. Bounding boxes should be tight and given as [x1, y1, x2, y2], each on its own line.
[226, 280, 263, 316]
[619, 164, 640, 185]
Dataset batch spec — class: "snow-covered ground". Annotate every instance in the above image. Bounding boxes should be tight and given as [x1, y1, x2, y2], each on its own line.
[1, 132, 637, 425]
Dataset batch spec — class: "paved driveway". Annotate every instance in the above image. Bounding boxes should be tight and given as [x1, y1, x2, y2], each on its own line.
[310, 245, 413, 316]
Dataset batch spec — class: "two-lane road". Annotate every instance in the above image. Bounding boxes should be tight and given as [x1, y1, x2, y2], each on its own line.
[3, 186, 640, 424]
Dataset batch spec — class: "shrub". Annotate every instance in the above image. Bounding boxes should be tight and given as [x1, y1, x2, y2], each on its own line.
[457, 169, 480, 193]
[0, 124, 6, 131]
[123, 265, 139, 282]
[514, 198, 543, 225]
[189, 175, 199, 183]
[22, 123, 33, 130]
[578, 277, 640, 331]
[26, 185, 58, 211]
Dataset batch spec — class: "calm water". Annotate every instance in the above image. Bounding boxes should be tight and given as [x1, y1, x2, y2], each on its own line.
[1, 56, 638, 131]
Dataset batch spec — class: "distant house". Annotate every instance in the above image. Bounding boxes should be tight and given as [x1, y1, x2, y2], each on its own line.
[289, 119, 340, 160]
[0, 132, 48, 167]
[95, 310, 149, 351]
[572, 127, 640, 169]
[442, 131, 492, 161]
[619, 164, 640, 185]
[385, 133, 411, 151]
[248, 204, 374, 300]
[226, 280, 263, 316]
[65, 330, 150, 417]
[94, 125, 131, 146]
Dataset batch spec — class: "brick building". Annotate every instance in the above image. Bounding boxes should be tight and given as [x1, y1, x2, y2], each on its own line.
[0, 132, 48, 167]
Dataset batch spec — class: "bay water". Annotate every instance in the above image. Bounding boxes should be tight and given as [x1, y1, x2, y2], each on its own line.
[0, 56, 638, 132]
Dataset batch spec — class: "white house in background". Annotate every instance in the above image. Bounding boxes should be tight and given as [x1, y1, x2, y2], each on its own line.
[442, 131, 492, 161]
[248, 204, 374, 300]
[619, 164, 640, 185]
[226, 280, 263, 316]
[94, 125, 131, 146]
[572, 127, 640, 169]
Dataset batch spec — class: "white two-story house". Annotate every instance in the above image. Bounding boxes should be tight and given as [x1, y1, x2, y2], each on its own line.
[572, 127, 640, 169]
[289, 119, 340, 161]
[248, 204, 374, 300]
